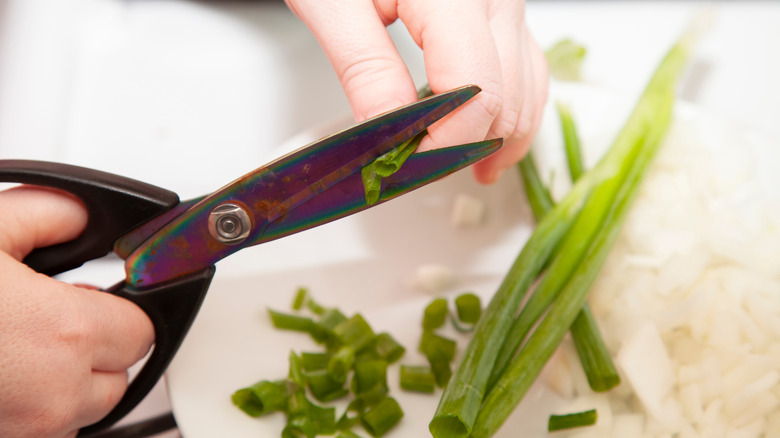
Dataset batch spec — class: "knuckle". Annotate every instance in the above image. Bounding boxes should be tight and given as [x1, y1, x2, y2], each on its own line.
[474, 84, 503, 123]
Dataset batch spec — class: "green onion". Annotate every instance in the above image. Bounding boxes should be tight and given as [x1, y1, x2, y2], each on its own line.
[545, 39, 587, 82]
[337, 399, 365, 430]
[432, 31, 694, 437]
[469, 34, 690, 437]
[304, 369, 349, 402]
[268, 309, 315, 333]
[419, 330, 456, 387]
[371, 333, 406, 364]
[548, 409, 598, 432]
[361, 397, 404, 437]
[231, 379, 290, 417]
[454, 293, 481, 325]
[352, 360, 388, 394]
[336, 431, 364, 438]
[517, 151, 555, 221]
[333, 314, 376, 350]
[292, 287, 308, 311]
[362, 87, 434, 205]
[400, 365, 436, 393]
[301, 352, 331, 371]
[423, 298, 448, 330]
[557, 102, 585, 181]
[328, 345, 356, 384]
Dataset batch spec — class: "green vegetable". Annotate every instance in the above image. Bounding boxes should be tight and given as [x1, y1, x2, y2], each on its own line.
[399, 365, 436, 393]
[470, 33, 692, 438]
[546, 38, 587, 81]
[333, 314, 376, 350]
[361, 397, 404, 437]
[352, 360, 389, 403]
[517, 151, 555, 221]
[268, 309, 316, 334]
[423, 298, 448, 330]
[454, 293, 481, 325]
[292, 287, 308, 311]
[431, 31, 694, 437]
[301, 352, 331, 371]
[304, 369, 349, 402]
[570, 306, 620, 391]
[419, 330, 456, 387]
[328, 345, 356, 384]
[548, 409, 598, 431]
[557, 102, 585, 181]
[231, 379, 290, 417]
[362, 87, 434, 205]
[371, 333, 406, 364]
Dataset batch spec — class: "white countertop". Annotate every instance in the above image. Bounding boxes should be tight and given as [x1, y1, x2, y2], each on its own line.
[0, 1, 777, 436]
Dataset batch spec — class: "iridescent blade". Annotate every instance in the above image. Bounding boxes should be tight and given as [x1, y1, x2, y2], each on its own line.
[256, 139, 502, 243]
[124, 86, 482, 287]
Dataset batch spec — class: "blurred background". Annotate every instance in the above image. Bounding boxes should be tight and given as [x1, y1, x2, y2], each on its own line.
[0, 0, 777, 436]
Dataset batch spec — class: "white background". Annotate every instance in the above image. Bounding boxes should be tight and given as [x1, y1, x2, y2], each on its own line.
[0, 1, 777, 436]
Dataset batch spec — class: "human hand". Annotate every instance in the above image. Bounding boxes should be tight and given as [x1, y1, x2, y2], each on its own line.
[285, 0, 548, 184]
[0, 186, 154, 438]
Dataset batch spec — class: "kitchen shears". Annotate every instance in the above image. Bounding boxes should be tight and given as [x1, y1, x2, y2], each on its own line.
[0, 85, 500, 435]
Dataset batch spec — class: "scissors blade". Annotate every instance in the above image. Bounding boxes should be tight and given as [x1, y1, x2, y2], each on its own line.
[256, 139, 502, 243]
[124, 86, 482, 287]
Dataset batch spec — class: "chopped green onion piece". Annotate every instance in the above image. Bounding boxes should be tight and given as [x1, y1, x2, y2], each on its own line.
[419, 330, 456, 387]
[306, 399, 338, 435]
[399, 365, 436, 393]
[311, 308, 348, 345]
[268, 309, 315, 333]
[304, 369, 349, 402]
[333, 314, 376, 350]
[337, 399, 365, 430]
[454, 293, 481, 325]
[301, 352, 331, 371]
[305, 295, 327, 316]
[545, 38, 587, 82]
[336, 431, 364, 438]
[328, 345, 356, 384]
[361, 165, 383, 205]
[372, 333, 406, 364]
[548, 409, 598, 432]
[423, 298, 448, 330]
[361, 397, 404, 437]
[231, 379, 290, 417]
[292, 287, 308, 311]
[352, 360, 388, 396]
[288, 351, 305, 387]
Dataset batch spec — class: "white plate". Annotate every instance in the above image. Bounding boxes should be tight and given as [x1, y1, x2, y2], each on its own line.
[166, 83, 779, 437]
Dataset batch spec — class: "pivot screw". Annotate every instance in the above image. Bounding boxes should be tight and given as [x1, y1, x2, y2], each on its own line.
[208, 203, 251, 244]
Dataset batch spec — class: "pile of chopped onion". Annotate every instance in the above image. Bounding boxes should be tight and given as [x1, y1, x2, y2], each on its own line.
[540, 111, 780, 437]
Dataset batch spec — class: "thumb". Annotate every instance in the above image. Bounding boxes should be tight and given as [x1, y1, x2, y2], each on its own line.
[0, 185, 88, 261]
[287, 0, 418, 121]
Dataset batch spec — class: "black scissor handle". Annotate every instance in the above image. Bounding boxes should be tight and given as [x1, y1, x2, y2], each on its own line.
[78, 267, 215, 436]
[0, 159, 179, 275]
[0, 160, 204, 433]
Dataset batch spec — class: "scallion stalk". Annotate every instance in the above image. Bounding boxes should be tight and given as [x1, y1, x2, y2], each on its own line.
[432, 30, 694, 437]
[469, 35, 690, 437]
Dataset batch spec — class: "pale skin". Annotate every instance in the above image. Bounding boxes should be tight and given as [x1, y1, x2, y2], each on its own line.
[0, 1, 547, 436]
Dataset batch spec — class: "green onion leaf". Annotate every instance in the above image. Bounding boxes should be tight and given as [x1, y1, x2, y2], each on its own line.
[360, 397, 404, 437]
[301, 352, 331, 372]
[304, 369, 349, 402]
[268, 309, 315, 333]
[423, 298, 448, 330]
[399, 365, 436, 393]
[419, 330, 456, 387]
[548, 409, 598, 432]
[327, 345, 356, 384]
[333, 314, 376, 350]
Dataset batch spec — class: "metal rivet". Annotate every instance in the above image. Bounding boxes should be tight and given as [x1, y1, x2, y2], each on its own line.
[208, 203, 251, 244]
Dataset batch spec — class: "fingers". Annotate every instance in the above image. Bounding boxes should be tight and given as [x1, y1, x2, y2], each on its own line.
[0, 185, 88, 260]
[473, 24, 549, 183]
[286, 0, 418, 121]
[77, 286, 155, 372]
[73, 371, 129, 429]
[401, 0, 504, 153]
